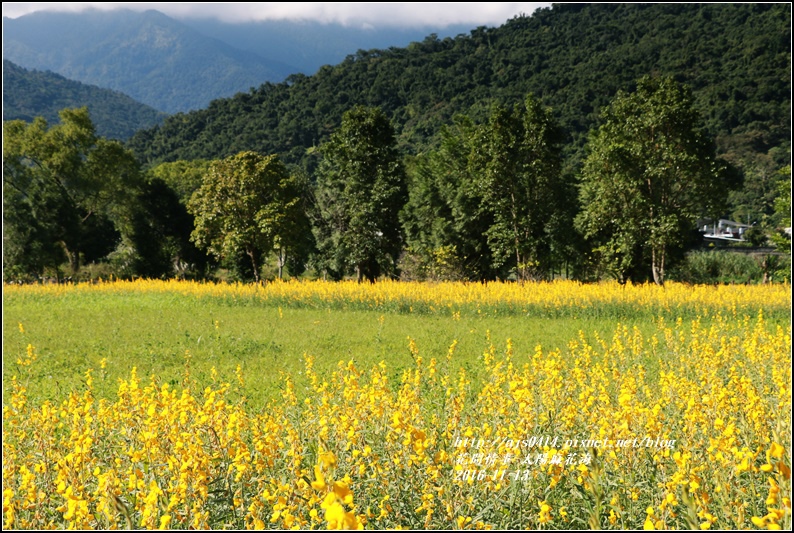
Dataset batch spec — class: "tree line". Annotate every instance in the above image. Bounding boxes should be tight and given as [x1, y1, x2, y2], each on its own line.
[5, 76, 791, 285]
[120, 3, 790, 263]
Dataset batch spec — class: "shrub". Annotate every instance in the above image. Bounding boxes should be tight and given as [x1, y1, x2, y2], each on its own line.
[669, 250, 790, 284]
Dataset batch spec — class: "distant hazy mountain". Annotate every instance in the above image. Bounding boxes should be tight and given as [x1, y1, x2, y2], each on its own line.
[179, 18, 477, 75]
[3, 60, 166, 140]
[3, 9, 478, 115]
[2, 9, 297, 113]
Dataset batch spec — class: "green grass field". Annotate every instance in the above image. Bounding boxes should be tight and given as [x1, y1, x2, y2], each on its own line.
[4, 289, 663, 407]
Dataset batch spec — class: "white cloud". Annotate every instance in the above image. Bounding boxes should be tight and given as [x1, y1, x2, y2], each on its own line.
[2, 2, 551, 27]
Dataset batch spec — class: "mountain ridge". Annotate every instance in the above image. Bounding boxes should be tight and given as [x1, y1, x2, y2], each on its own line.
[3, 59, 166, 140]
[178, 16, 478, 75]
[2, 8, 297, 113]
[3, 8, 482, 114]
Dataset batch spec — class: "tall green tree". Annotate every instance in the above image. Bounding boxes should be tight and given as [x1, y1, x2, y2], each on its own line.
[401, 116, 497, 281]
[576, 76, 731, 285]
[315, 106, 407, 282]
[402, 99, 570, 282]
[3, 107, 141, 279]
[188, 151, 310, 282]
[128, 177, 210, 279]
[476, 95, 565, 281]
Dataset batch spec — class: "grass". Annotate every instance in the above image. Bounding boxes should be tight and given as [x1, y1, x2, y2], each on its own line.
[4, 288, 658, 408]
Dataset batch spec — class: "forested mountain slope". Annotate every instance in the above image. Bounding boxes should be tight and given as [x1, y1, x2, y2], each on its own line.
[3, 60, 166, 140]
[127, 3, 791, 170]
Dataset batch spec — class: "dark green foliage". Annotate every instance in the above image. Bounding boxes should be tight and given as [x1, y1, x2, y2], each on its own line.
[771, 166, 791, 229]
[742, 226, 768, 248]
[3, 60, 166, 141]
[187, 152, 311, 282]
[769, 166, 792, 254]
[669, 250, 790, 285]
[314, 107, 407, 282]
[402, 98, 570, 282]
[725, 148, 790, 226]
[275, 170, 316, 279]
[128, 3, 790, 177]
[3, 180, 70, 281]
[128, 178, 210, 279]
[148, 159, 212, 205]
[576, 76, 732, 285]
[3, 108, 142, 280]
[476, 96, 566, 280]
[400, 117, 498, 281]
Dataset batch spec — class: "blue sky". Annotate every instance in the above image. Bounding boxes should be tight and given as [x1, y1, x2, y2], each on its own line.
[2, 3, 552, 27]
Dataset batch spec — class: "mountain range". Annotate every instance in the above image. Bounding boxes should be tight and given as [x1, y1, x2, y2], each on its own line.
[2, 9, 473, 113]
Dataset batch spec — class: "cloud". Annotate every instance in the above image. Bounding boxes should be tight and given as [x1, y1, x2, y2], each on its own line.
[2, 2, 551, 27]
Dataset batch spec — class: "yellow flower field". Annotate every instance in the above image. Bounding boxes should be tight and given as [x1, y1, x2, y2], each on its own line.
[2, 280, 791, 529]
[3, 278, 790, 318]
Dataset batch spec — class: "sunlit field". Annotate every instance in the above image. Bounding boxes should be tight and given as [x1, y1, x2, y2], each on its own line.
[3, 280, 791, 529]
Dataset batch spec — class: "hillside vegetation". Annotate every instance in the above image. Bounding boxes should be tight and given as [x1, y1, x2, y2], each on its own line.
[128, 3, 790, 170]
[2, 60, 166, 141]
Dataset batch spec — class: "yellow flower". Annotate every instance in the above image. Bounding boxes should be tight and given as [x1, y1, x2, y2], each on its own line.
[311, 465, 327, 491]
[322, 492, 360, 530]
[457, 516, 472, 528]
[333, 481, 354, 505]
[319, 450, 337, 469]
[158, 515, 172, 529]
[538, 500, 552, 524]
[769, 442, 785, 459]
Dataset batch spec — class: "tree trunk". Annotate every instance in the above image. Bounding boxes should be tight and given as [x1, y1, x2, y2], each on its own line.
[761, 256, 769, 284]
[278, 247, 284, 280]
[510, 190, 524, 282]
[247, 249, 260, 283]
[61, 241, 80, 276]
[516, 247, 523, 282]
[651, 247, 665, 286]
